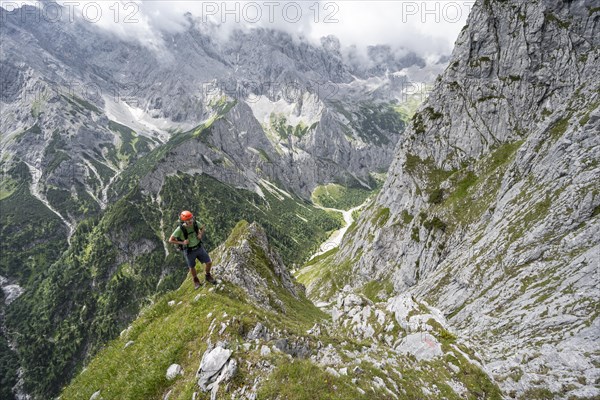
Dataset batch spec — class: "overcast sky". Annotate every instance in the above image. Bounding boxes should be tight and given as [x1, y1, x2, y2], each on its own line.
[1, 0, 475, 59]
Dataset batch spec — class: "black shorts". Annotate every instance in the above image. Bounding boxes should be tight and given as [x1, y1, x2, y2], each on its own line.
[183, 246, 211, 268]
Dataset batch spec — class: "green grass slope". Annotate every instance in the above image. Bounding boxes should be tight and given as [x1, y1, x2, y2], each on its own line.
[61, 221, 502, 400]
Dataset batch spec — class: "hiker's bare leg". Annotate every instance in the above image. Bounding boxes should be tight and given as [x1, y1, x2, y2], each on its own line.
[190, 267, 199, 281]
[205, 262, 212, 275]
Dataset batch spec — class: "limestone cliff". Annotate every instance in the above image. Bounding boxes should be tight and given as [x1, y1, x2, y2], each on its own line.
[326, 1, 600, 398]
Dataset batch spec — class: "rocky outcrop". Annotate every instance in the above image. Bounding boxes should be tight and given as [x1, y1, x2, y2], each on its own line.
[166, 364, 183, 380]
[197, 343, 236, 395]
[0, 276, 24, 305]
[331, 1, 600, 398]
[212, 221, 304, 312]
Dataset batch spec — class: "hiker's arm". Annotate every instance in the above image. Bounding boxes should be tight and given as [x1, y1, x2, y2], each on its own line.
[197, 225, 206, 240]
[169, 236, 189, 245]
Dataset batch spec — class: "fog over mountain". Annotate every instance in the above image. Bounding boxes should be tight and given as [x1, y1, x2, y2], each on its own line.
[0, 0, 470, 62]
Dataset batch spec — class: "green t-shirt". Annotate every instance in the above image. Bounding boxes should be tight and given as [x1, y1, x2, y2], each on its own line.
[172, 224, 201, 248]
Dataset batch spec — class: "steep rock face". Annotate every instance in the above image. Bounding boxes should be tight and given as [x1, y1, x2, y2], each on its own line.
[132, 95, 399, 200]
[332, 0, 600, 398]
[219, 28, 354, 86]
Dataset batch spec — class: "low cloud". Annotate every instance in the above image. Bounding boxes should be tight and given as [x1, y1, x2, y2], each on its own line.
[1, 0, 474, 59]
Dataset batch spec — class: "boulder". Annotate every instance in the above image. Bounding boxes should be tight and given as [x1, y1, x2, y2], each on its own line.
[197, 346, 233, 391]
[166, 364, 183, 380]
[395, 333, 443, 361]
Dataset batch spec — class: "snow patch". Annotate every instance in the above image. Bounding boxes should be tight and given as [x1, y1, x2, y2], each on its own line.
[247, 93, 323, 128]
[103, 95, 189, 143]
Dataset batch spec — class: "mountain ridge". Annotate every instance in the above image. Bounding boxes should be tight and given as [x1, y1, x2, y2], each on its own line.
[61, 220, 503, 400]
[0, 2, 422, 219]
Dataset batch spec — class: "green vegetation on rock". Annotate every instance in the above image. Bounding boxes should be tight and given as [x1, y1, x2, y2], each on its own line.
[0, 176, 18, 200]
[331, 101, 405, 145]
[61, 94, 101, 114]
[268, 113, 312, 140]
[0, 161, 69, 285]
[371, 207, 391, 228]
[258, 359, 369, 400]
[0, 163, 70, 400]
[431, 140, 524, 230]
[107, 120, 154, 166]
[295, 248, 362, 302]
[361, 279, 394, 302]
[394, 85, 432, 121]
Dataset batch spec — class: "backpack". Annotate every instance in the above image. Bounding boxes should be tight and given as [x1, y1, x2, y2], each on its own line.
[174, 220, 200, 251]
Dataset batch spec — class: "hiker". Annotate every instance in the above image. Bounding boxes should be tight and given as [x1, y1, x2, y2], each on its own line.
[169, 210, 217, 289]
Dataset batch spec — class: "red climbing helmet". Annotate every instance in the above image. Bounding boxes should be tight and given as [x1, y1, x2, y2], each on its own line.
[180, 210, 194, 221]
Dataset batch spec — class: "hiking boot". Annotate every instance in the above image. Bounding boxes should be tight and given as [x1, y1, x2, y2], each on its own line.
[193, 277, 201, 290]
[205, 273, 217, 285]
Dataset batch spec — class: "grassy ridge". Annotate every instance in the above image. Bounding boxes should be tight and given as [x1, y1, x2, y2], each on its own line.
[61, 222, 328, 400]
[61, 221, 502, 400]
[61, 281, 331, 400]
